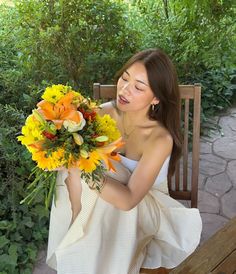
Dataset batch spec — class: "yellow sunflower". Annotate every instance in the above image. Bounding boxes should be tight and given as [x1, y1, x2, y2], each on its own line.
[32, 148, 65, 170]
[77, 150, 101, 173]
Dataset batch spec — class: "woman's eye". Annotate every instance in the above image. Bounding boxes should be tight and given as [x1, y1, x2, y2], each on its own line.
[135, 86, 143, 91]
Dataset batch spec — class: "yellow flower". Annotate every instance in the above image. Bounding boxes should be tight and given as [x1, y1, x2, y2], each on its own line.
[72, 91, 85, 105]
[17, 115, 44, 153]
[95, 114, 121, 143]
[42, 84, 85, 105]
[42, 84, 66, 104]
[32, 148, 65, 170]
[77, 151, 101, 173]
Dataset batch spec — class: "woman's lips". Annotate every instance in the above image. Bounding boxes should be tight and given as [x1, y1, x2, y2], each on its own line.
[118, 95, 129, 105]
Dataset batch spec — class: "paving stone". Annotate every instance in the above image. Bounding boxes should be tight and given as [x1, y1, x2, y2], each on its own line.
[33, 266, 56, 274]
[34, 249, 47, 265]
[33, 249, 56, 274]
[218, 116, 236, 137]
[228, 107, 236, 115]
[197, 173, 207, 190]
[200, 141, 212, 154]
[221, 189, 236, 218]
[227, 160, 236, 187]
[201, 115, 221, 137]
[198, 190, 220, 214]
[205, 173, 232, 197]
[200, 213, 228, 244]
[199, 154, 227, 176]
[213, 136, 236, 159]
[201, 128, 222, 142]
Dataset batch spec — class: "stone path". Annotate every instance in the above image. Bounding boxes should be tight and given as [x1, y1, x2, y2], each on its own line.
[198, 107, 236, 243]
[33, 107, 236, 274]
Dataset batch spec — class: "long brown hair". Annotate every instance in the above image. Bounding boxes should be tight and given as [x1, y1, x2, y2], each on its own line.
[115, 48, 182, 177]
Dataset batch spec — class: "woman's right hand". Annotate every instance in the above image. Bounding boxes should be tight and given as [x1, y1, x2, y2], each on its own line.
[65, 167, 82, 226]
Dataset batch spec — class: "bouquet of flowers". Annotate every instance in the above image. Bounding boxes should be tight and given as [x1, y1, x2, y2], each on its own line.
[18, 84, 123, 208]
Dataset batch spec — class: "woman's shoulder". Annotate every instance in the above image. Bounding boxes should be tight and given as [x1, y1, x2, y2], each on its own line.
[145, 123, 173, 154]
[98, 101, 118, 119]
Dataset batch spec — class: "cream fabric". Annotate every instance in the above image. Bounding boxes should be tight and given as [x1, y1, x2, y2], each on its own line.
[46, 157, 202, 274]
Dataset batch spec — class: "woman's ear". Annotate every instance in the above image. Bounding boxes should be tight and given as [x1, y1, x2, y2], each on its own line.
[151, 97, 159, 106]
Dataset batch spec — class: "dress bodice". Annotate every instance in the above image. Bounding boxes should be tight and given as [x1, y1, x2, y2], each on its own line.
[120, 154, 170, 187]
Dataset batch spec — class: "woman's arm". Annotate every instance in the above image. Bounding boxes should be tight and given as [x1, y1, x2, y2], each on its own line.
[98, 133, 173, 211]
[65, 167, 82, 224]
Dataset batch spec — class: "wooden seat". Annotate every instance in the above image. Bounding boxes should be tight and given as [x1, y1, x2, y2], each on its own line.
[93, 83, 201, 208]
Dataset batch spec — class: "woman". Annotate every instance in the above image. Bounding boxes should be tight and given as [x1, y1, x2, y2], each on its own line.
[47, 49, 202, 274]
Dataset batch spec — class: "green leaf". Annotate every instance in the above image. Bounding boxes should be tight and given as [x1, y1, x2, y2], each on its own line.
[0, 236, 10, 249]
[8, 245, 18, 266]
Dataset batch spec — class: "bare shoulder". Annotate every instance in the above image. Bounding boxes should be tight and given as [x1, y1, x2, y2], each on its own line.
[144, 124, 173, 158]
[98, 101, 117, 119]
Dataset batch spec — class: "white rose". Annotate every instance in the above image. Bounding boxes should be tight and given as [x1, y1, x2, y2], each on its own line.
[63, 112, 86, 132]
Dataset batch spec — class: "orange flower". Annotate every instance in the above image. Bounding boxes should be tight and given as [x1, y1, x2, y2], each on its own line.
[96, 138, 124, 172]
[37, 91, 81, 129]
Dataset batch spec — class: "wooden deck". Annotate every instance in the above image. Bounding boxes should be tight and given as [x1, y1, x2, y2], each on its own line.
[170, 217, 236, 274]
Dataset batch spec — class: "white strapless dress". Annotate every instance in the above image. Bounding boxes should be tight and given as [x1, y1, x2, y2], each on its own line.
[46, 155, 202, 274]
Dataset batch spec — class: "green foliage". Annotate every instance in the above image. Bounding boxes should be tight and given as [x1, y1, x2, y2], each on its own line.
[129, 0, 236, 124]
[13, 0, 139, 93]
[0, 1, 139, 272]
[0, 104, 49, 273]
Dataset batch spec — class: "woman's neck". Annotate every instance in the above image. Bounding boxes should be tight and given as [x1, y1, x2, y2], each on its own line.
[123, 109, 150, 128]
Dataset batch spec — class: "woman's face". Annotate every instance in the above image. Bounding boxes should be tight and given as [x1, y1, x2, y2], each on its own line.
[116, 62, 158, 112]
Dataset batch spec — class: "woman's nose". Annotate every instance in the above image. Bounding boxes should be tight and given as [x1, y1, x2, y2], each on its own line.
[122, 82, 131, 95]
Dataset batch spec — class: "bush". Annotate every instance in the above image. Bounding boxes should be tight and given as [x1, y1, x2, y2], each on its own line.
[128, 0, 236, 126]
[0, 104, 49, 274]
[0, 1, 139, 272]
[13, 0, 139, 93]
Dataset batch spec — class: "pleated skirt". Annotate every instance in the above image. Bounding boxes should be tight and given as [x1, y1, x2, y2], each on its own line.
[47, 171, 202, 274]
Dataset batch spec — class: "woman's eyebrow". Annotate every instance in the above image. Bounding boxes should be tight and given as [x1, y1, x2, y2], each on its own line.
[124, 70, 148, 86]
[136, 79, 148, 86]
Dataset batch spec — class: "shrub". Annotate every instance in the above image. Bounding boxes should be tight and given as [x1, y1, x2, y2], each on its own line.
[13, 0, 139, 93]
[128, 0, 236, 126]
[0, 104, 49, 274]
[0, 1, 139, 272]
